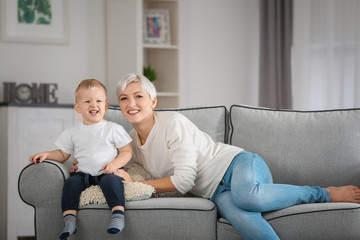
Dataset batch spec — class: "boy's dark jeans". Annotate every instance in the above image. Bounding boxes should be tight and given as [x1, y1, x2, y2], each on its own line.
[62, 172, 125, 212]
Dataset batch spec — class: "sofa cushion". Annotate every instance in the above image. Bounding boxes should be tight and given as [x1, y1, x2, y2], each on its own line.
[217, 202, 360, 240]
[74, 198, 217, 240]
[106, 105, 228, 143]
[229, 105, 360, 187]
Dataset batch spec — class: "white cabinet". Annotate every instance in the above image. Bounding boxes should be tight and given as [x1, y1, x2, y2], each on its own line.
[106, 0, 182, 109]
[0, 105, 78, 240]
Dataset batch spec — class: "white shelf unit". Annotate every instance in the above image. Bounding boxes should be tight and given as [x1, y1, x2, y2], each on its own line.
[143, 44, 178, 50]
[140, 0, 180, 109]
[105, 0, 182, 108]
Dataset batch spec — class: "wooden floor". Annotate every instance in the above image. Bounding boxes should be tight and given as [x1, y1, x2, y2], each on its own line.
[18, 237, 36, 240]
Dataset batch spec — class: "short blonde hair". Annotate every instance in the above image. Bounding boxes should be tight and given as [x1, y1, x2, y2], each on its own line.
[75, 79, 107, 102]
[116, 73, 157, 100]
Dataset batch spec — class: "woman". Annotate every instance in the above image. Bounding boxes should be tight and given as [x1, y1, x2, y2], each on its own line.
[73, 73, 360, 239]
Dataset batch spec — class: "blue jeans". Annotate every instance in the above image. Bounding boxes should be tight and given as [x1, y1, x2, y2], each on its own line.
[211, 151, 330, 240]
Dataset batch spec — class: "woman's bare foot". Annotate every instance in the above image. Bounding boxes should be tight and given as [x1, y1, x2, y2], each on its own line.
[327, 185, 360, 203]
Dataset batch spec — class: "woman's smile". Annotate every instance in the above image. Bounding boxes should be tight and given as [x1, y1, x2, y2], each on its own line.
[128, 109, 140, 115]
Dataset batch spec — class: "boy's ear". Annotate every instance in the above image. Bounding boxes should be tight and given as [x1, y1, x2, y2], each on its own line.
[74, 103, 81, 113]
[105, 101, 110, 111]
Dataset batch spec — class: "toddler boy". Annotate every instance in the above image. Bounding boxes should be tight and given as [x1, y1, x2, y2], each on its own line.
[30, 79, 132, 239]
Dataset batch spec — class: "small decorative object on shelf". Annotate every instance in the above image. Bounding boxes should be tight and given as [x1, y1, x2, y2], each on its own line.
[3, 82, 58, 104]
[143, 9, 171, 45]
[143, 65, 157, 82]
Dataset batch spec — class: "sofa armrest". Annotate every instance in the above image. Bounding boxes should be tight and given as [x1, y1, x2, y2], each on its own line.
[18, 160, 70, 240]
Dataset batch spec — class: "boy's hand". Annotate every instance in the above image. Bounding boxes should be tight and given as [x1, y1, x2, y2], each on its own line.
[29, 152, 48, 164]
[29, 149, 70, 164]
[70, 160, 79, 173]
[101, 161, 118, 174]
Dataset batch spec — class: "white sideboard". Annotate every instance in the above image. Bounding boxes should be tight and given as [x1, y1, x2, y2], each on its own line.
[0, 104, 79, 240]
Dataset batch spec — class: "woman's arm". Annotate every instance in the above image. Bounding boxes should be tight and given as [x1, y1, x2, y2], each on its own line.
[142, 177, 176, 193]
[116, 169, 177, 193]
[29, 149, 71, 164]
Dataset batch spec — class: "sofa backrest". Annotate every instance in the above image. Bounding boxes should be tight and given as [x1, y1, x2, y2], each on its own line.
[229, 105, 360, 187]
[105, 106, 228, 143]
[105, 106, 134, 133]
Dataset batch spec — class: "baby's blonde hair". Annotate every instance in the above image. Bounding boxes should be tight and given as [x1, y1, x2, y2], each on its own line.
[75, 79, 107, 102]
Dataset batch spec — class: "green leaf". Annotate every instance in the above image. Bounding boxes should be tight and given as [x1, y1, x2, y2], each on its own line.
[143, 65, 157, 82]
[23, 8, 35, 23]
[35, 0, 51, 14]
[36, 17, 50, 24]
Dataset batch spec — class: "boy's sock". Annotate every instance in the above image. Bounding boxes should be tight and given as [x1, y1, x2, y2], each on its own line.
[60, 214, 77, 239]
[107, 210, 125, 234]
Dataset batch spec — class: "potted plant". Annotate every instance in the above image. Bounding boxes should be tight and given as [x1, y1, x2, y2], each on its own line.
[143, 65, 157, 82]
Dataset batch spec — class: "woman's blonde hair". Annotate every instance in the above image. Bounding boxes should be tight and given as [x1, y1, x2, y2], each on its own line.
[116, 73, 157, 100]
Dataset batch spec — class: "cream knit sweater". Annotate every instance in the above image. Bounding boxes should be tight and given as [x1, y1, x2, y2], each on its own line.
[130, 111, 242, 198]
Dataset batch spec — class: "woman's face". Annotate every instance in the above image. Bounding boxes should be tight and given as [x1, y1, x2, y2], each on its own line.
[118, 82, 157, 125]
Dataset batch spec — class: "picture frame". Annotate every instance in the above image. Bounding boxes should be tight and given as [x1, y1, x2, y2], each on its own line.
[1, 0, 69, 44]
[143, 9, 171, 45]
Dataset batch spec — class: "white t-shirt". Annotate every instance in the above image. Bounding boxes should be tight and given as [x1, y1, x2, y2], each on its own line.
[55, 120, 132, 176]
[130, 111, 243, 198]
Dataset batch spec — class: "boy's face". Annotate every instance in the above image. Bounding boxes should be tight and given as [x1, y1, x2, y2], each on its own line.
[74, 87, 109, 125]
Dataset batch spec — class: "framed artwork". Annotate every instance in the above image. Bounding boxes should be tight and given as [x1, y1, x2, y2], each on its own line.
[1, 0, 69, 44]
[143, 9, 171, 45]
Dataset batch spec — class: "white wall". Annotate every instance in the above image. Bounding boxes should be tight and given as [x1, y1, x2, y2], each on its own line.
[0, 0, 259, 109]
[0, 0, 106, 105]
[181, 0, 260, 109]
[105, 0, 139, 104]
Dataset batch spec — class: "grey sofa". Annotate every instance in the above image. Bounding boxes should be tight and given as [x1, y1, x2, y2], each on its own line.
[18, 105, 360, 240]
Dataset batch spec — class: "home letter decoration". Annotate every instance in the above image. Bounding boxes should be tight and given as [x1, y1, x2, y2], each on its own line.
[3, 82, 16, 103]
[44, 83, 58, 104]
[3, 82, 58, 104]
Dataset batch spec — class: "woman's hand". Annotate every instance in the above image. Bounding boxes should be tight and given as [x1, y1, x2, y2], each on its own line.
[101, 161, 118, 174]
[70, 160, 79, 173]
[115, 169, 134, 184]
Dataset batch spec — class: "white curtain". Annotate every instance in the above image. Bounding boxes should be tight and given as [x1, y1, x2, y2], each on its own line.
[292, 0, 360, 110]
